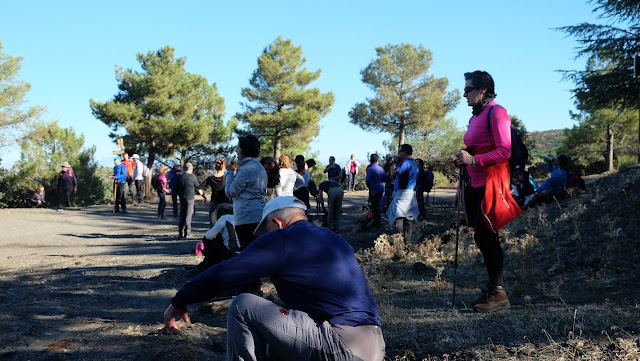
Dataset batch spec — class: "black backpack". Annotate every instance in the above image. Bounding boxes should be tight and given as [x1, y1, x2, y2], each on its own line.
[151, 173, 161, 190]
[487, 105, 529, 174]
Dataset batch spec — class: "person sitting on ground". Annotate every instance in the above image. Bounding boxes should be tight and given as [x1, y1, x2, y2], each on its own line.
[526, 155, 569, 208]
[164, 196, 386, 361]
[30, 186, 46, 208]
[196, 203, 239, 274]
[317, 179, 344, 232]
[512, 169, 535, 208]
[275, 154, 304, 197]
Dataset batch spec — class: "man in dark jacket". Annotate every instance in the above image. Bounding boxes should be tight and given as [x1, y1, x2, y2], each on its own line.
[177, 162, 200, 238]
[57, 161, 77, 207]
[164, 196, 385, 361]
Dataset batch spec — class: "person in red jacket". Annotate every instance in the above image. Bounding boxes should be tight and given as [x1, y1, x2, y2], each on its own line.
[455, 71, 520, 313]
[121, 153, 136, 205]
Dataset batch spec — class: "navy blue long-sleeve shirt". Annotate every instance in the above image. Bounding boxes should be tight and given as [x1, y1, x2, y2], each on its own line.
[171, 220, 381, 327]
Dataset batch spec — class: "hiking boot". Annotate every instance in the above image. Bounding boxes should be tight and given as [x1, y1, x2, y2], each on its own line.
[473, 286, 511, 313]
[470, 282, 492, 307]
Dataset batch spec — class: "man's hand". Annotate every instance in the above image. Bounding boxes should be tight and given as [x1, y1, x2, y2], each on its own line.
[163, 304, 190, 335]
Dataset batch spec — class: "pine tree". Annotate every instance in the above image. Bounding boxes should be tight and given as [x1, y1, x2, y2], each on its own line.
[349, 43, 459, 146]
[238, 36, 334, 158]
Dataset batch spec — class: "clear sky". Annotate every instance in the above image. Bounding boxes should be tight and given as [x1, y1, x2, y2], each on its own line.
[0, 0, 600, 167]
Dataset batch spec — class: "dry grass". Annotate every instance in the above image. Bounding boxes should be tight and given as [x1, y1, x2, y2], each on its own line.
[355, 166, 640, 360]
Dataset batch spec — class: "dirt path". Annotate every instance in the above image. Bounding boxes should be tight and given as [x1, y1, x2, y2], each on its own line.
[0, 190, 455, 361]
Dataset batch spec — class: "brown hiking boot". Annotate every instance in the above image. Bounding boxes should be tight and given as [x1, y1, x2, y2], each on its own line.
[473, 286, 510, 312]
[470, 282, 492, 307]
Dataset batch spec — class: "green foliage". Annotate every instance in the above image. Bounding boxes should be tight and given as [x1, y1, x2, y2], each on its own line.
[558, 108, 639, 174]
[558, 1, 640, 111]
[349, 43, 459, 146]
[0, 121, 108, 208]
[90, 46, 227, 167]
[238, 36, 335, 158]
[0, 42, 45, 146]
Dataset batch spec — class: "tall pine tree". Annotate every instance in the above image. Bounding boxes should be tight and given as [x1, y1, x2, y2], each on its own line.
[238, 36, 334, 158]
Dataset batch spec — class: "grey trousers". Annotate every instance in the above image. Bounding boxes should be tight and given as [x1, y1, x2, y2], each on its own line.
[179, 198, 194, 236]
[327, 187, 344, 232]
[227, 293, 385, 361]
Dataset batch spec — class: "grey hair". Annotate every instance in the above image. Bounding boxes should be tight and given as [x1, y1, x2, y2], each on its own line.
[267, 207, 306, 223]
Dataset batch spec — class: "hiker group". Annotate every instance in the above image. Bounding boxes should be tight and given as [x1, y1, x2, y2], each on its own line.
[35, 70, 589, 361]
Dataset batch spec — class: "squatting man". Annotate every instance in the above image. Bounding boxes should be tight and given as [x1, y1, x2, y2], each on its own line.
[164, 196, 386, 361]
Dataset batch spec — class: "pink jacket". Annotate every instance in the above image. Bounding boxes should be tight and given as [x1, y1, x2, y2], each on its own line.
[463, 101, 512, 188]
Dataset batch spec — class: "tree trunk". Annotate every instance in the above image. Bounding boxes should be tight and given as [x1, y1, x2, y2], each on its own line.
[398, 120, 406, 148]
[607, 123, 614, 172]
[273, 130, 282, 159]
[145, 150, 156, 200]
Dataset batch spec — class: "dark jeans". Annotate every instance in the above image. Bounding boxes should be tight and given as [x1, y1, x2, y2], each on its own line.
[126, 176, 135, 203]
[115, 182, 126, 212]
[179, 198, 195, 236]
[171, 192, 179, 215]
[135, 179, 144, 204]
[416, 188, 425, 218]
[368, 191, 383, 227]
[157, 190, 166, 216]
[465, 185, 504, 287]
[60, 187, 73, 207]
[235, 223, 259, 250]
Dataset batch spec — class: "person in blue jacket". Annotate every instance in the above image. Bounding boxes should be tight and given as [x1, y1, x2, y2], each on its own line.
[168, 164, 183, 216]
[164, 196, 386, 361]
[110, 156, 128, 213]
[526, 155, 569, 208]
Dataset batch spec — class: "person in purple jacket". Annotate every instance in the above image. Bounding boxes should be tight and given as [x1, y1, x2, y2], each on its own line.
[366, 153, 386, 228]
[164, 196, 385, 361]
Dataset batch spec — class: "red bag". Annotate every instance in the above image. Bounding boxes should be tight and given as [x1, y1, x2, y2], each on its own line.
[481, 160, 521, 232]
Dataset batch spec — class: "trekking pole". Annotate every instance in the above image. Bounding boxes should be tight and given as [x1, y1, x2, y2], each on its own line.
[452, 166, 463, 309]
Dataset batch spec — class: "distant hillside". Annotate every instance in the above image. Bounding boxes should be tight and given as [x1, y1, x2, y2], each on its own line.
[527, 129, 565, 156]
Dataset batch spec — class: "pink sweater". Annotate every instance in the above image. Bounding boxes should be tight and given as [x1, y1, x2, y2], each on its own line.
[463, 101, 512, 188]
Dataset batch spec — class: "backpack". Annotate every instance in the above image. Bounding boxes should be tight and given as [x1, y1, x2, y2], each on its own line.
[422, 171, 434, 192]
[565, 171, 586, 196]
[487, 105, 529, 175]
[151, 173, 161, 190]
[142, 164, 150, 177]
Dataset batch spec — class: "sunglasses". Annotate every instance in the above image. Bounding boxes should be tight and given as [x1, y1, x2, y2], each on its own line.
[463, 86, 477, 95]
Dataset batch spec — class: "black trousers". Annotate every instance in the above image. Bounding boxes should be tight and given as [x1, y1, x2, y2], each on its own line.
[115, 182, 126, 212]
[235, 223, 259, 250]
[368, 191, 382, 227]
[465, 185, 504, 287]
[60, 187, 73, 207]
[171, 192, 179, 215]
[157, 190, 166, 216]
[179, 198, 194, 236]
[126, 176, 135, 203]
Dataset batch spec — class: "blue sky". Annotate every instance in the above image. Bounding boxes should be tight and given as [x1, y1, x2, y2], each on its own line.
[0, 1, 600, 167]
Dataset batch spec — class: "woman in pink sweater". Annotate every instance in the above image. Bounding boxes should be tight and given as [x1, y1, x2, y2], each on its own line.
[455, 71, 520, 313]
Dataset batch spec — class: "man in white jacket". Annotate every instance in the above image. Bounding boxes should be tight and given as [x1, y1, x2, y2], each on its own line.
[132, 154, 145, 205]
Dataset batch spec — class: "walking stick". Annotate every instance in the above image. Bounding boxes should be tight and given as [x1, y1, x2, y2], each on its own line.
[452, 166, 463, 309]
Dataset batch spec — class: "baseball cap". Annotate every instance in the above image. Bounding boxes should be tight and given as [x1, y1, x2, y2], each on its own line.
[114, 156, 122, 161]
[132, 154, 139, 159]
[253, 196, 307, 236]
[60, 162, 71, 168]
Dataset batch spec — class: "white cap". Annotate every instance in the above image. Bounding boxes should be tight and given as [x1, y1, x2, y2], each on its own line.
[253, 196, 307, 236]
[132, 154, 140, 159]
